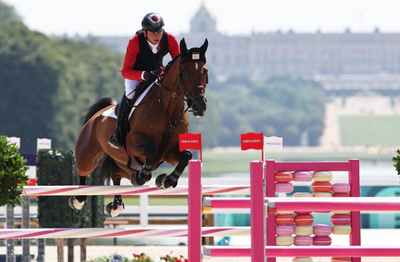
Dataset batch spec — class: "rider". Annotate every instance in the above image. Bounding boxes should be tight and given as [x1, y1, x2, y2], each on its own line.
[108, 12, 181, 149]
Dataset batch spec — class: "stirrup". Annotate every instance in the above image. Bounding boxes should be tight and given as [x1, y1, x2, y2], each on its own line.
[108, 132, 123, 149]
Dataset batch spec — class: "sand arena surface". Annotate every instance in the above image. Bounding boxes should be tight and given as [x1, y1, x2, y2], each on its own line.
[1, 229, 400, 262]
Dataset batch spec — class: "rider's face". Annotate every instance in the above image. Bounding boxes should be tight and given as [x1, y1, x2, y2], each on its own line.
[145, 30, 163, 45]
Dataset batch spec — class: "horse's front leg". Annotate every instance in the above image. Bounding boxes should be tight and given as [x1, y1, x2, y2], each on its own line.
[105, 177, 125, 217]
[156, 150, 193, 189]
[130, 139, 157, 186]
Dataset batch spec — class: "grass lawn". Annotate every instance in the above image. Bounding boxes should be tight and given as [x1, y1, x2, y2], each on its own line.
[339, 115, 400, 146]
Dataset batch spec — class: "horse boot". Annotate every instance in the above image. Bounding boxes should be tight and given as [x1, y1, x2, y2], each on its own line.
[108, 94, 133, 149]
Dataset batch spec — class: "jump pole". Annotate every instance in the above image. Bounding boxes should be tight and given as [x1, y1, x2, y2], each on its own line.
[203, 246, 400, 257]
[188, 160, 202, 262]
[203, 197, 400, 212]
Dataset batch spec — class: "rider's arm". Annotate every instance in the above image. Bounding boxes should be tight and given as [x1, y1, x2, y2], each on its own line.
[166, 33, 180, 59]
[120, 35, 143, 81]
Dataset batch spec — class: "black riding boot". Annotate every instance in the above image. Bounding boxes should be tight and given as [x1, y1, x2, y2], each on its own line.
[108, 95, 133, 149]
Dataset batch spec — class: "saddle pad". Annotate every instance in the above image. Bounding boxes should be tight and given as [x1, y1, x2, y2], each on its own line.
[102, 82, 155, 119]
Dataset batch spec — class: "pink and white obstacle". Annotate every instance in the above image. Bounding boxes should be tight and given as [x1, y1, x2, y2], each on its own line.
[3, 159, 400, 262]
[202, 159, 400, 262]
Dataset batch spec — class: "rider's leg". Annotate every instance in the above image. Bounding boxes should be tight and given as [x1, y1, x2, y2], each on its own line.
[108, 79, 139, 149]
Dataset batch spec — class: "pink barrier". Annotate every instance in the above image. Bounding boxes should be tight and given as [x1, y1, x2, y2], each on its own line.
[204, 246, 400, 257]
[203, 197, 400, 212]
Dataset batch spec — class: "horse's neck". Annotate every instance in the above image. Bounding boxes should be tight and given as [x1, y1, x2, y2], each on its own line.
[163, 57, 180, 90]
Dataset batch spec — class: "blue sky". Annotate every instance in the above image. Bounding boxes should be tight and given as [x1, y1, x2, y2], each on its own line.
[4, 0, 400, 36]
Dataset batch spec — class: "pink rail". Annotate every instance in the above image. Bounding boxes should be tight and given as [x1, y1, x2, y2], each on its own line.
[203, 246, 400, 257]
[203, 197, 400, 212]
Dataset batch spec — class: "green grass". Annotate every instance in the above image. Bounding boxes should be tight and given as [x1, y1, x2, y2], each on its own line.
[340, 115, 400, 146]
[154, 148, 396, 176]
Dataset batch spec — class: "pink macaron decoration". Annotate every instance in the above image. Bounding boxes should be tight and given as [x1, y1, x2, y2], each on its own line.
[333, 193, 350, 197]
[275, 182, 294, 193]
[276, 225, 295, 236]
[275, 171, 294, 183]
[312, 224, 332, 236]
[313, 235, 332, 246]
[276, 214, 295, 225]
[332, 183, 351, 194]
[294, 214, 314, 226]
[294, 235, 313, 246]
[330, 214, 351, 225]
[293, 171, 313, 182]
[311, 181, 333, 192]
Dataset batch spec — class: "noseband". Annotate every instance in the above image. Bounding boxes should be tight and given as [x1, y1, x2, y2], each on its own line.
[178, 68, 207, 109]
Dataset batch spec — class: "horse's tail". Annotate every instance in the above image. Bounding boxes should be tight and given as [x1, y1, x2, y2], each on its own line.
[82, 97, 117, 124]
[95, 155, 115, 185]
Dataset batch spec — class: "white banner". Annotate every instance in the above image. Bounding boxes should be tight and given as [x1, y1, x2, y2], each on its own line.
[264, 136, 283, 151]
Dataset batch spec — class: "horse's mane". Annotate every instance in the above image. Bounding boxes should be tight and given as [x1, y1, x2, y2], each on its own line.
[164, 54, 181, 76]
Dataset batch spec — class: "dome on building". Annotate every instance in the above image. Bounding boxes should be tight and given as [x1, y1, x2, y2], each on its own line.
[190, 1, 218, 35]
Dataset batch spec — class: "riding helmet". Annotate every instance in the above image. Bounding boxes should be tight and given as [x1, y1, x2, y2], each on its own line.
[142, 12, 165, 32]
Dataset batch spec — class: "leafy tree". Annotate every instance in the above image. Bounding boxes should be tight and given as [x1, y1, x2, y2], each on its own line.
[0, 1, 21, 23]
[0, 21, 123, 152]
[0, 134, 29, 207]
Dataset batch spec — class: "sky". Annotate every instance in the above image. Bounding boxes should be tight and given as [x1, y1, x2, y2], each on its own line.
[3, 0, 400, 37]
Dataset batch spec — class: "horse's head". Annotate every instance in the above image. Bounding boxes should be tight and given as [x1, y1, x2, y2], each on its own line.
[179, 38, 208, 117]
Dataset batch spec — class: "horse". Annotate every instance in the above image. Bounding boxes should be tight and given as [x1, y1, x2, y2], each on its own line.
[69, 38, 208, 217]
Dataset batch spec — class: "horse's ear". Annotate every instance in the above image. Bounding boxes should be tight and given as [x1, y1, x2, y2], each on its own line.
[180, 38, 188, 54]
[200, 38, 208, 53]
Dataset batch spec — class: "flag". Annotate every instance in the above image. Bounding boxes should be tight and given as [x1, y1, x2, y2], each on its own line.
[240, 132, 264, 150]
[179, 133, 202, 151]
[264, 136, 283, 151]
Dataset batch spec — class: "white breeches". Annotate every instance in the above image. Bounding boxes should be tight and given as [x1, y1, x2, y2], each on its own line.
[125, 79, 141, 99]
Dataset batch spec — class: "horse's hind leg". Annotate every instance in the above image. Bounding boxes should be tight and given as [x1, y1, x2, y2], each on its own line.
[156, 150, 193, 189]
[104, 176, 126, 217]
[69, 152, 107, 211]
[69, 176, 88, 210]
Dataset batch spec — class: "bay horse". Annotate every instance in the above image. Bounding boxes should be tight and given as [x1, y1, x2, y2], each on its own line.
[70, 38, 208, 217]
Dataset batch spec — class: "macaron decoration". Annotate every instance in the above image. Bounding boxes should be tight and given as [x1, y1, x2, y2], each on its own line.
[331, 257, 352, 262]
[332, 183, 351, 194]
[313, 235, 332, 246]
[276, 214, 294, 225]
[312, 224, 332, 236]
[275, 182, 294, 193]
[276, 225, 295, 236]
[330, 214, 351, 225]
[332, 224, 352, 235]
[294, 235, 313, 246]
[312, 171, 333, 182]
[293, 257, 313, 262]
[294, 214, 314, 226]
[293, 171, 313, 182]
[294, 225, 313, 236]
[311, 181, 333, 192]
[313, 192, 332, 198]
[276, 235, 294, 246]
[275, 171, 294, 183]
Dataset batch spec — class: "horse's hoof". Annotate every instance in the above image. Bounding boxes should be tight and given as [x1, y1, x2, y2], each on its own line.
[105, 202, 125, 217]
[155, 173, 167, 189]
[69, 196, 85, 210]
[131, 172, 146, 187]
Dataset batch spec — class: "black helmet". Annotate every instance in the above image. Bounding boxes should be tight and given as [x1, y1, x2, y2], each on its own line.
[142, 12, 165, 32]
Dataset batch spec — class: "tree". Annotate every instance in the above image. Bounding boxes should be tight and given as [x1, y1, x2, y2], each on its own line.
[0, 135, 29, 207]
[0, 1, 21, 23]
